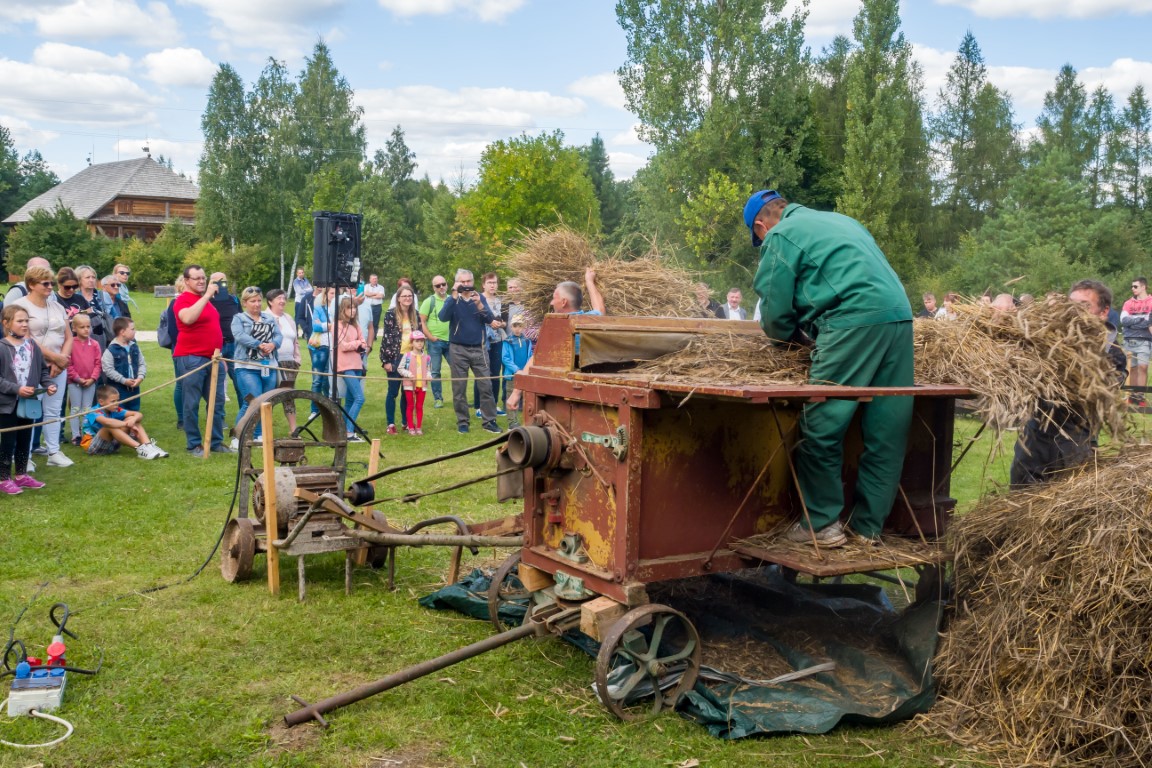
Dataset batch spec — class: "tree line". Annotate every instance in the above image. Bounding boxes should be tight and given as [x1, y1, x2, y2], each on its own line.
[2, 0, 1149, 303]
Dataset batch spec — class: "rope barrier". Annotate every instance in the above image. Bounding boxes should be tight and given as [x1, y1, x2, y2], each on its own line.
[0, 357, 215, 434]
[0, 350, 511, 435]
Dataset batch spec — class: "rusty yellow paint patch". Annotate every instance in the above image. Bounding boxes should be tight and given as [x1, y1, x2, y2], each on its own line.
[642, 412, 704, 466]
[541, 475, 617, 570]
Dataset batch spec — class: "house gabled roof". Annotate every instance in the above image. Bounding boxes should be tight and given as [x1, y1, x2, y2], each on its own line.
[2, 156, 199, 225]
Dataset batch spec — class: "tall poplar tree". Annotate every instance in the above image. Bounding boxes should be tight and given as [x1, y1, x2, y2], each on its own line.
[249, 58, 299, 284]
[1084, 86, 1115, 208]
[292, 41, 366, 187]
[1111, 85, 1151, 210]
[198, 63, 257, 251]
[837, 0, 924, 277]
[616, 0, 818, 266]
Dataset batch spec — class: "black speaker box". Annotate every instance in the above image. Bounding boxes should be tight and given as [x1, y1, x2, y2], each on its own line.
[312, 211, 363, 287]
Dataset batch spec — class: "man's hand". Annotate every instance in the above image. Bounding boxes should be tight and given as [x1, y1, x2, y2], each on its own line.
[506, 391, 521, 411]
[585, 267, 597, 286]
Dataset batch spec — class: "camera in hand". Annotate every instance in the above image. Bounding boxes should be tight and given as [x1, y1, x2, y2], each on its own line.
[458, 285, 475, 295]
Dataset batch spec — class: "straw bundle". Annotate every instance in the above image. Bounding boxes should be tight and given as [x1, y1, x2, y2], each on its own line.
[922, 452, 1152, 766]
[633, 298, 1128, 438]
[502, 226, 701, 322]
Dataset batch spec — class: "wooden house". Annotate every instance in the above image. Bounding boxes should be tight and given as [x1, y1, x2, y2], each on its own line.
[3, 156, 199, 241]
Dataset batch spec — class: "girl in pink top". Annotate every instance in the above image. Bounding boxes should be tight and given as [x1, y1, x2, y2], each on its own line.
[398, 331, 432, 435]
[335, 299, 367, 442]
[67, 313, 102, 445]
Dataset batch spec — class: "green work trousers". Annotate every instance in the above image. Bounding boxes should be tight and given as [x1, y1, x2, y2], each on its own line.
[795, 321, 914, 537]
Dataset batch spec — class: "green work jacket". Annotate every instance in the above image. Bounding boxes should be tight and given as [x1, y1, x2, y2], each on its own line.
[753, 204, 912, 344]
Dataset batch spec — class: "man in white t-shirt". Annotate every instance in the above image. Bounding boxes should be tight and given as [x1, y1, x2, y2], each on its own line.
[363, 274, 386, 344]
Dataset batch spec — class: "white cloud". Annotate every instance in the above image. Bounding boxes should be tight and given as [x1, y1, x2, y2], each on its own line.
[610, 124, 644, 147]
[376, 0, 526, 22]
[568, 72, 627, 111]
[32, 42, 131, 73]
[0, 58, 158, 126]
[183, 0, 346, 54]
[915, 43, 1152, 122]
[785, 0, 860, 38]
[114, 137, 202, 179]
[608, 150, 650, 179]
[141, 48, 217, 88]
[35, 0, 181, 45]
[0, 115, 60, 153]
[935, 0, 1152, 19]
[359, 84, 586, 181]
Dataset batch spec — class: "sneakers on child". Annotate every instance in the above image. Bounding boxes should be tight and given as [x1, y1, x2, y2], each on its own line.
[386, 425, 397, 435]
[13, 475, 44, 489]
[0, 479, 23, 494]
[25, 459, 35, 473]
[434, 399, 444, 409]
[149, 440, 169, 458]
[783, 520, 846, 548]
[346, 433, 366, 443]
[407, 427, 416, 436]
[415, 428, 423, 436]
[482, 421, 502, 434]
[230, 437, 239, 450]
[46, 451, 74, 468]
[475, 409, 483, 419]
[137, 444, 159, 460]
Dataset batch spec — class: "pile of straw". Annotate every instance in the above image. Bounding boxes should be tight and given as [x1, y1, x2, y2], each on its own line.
[634, 298, 1128, 438]
[635, 331, 811, 385]
[501, 226, 701, 322]
[923, 452, 1152, 766]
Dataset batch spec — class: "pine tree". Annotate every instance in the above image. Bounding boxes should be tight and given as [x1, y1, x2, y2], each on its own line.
[1033, 65, 1091, 177]
[374, 125, 416, 188]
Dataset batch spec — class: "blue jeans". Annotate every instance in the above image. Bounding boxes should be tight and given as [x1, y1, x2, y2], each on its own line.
[172, 358, 183, 427]
[385, 365, 408, 428]
[176, 355, 226, 450]
[337, 371, 365, 434]
[309, 346, 330, 412]
[234, 367, 279, 438]
[221, 340, 239, 401]
[427, 339, 450, 401]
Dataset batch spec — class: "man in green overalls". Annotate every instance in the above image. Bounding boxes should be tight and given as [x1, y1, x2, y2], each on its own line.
[743, 190, 914, 548]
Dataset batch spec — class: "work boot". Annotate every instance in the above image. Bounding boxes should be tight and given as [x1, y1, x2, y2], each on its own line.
[784, 520, 846, 548]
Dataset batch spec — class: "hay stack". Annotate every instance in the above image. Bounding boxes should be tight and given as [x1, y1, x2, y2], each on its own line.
[924, 452, 1152, 766]
[502, 226, 701, 322]
[634, 298, 1128, 438]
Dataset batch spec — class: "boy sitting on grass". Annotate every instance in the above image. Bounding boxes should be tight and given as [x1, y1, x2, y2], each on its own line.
[83, 385, 168, 459]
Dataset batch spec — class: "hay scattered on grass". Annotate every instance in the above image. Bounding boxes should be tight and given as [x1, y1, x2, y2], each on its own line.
[502, 226, 702, 323]
[635, 298, 1128, 437]
[920, 451, 1152, 767]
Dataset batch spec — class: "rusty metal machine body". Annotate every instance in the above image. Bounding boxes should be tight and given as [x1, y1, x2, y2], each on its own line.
[511, 314, 969, 607]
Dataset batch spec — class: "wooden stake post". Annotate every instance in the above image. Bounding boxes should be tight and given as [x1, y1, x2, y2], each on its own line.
[354, 439, 382, 566]
[261, 403, 281, 595]
[202, 350, 221, 460]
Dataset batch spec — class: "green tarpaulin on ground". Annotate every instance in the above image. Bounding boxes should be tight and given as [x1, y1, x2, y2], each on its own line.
[420, 568, 942, 738]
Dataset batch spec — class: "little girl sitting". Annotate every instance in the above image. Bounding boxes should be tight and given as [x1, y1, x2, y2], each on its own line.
[398, 330, 432, 435]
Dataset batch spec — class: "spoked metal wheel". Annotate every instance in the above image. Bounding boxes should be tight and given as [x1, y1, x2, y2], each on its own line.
[221, 518, 256, 583]
[487, 551, 531, 631]
[593, 604, 702, 721]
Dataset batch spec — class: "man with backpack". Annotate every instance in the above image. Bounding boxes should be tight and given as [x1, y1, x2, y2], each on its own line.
[419, 275, 451, 409]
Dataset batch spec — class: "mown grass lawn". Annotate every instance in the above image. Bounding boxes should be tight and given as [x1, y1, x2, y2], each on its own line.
[2, 295, 1012, 767]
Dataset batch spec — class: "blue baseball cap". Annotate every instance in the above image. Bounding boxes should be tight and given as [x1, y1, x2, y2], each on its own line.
[743, 189, 782, 247]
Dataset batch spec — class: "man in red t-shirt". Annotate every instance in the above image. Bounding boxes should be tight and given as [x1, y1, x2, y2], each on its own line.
[174, 265, 233, 455]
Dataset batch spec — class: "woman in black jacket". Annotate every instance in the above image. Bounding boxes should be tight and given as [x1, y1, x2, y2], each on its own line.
[378, 286, 420, 434]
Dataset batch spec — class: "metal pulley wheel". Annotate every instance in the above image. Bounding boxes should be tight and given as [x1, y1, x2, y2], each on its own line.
[487, 552, 531, 631]
[593, 604, 702, 721]
[221, 518, 256, 583]
[252, 467, 299, 533]
[505, 426, 553, 469]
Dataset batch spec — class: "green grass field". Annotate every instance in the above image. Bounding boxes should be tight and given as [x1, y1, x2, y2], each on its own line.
[0, 296, 1024, 766]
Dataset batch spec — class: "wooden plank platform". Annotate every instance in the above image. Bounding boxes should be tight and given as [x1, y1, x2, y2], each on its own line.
[731, 532, 951, 578]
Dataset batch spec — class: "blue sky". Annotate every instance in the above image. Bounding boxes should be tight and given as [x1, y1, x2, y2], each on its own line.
[1, 0, 1150, 186]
